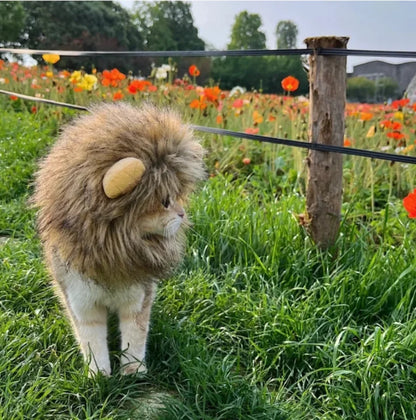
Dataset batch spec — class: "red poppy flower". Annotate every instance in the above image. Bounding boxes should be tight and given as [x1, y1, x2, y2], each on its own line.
[386, 131, 406, 140]
[403, 188, 416, 218]
[245, 127, 259, 135]
[189, 65, 200, 77]
[391, 98, 410, 109]
[128, 79, 152, 94]
[112, 91, 124, 101]
[232, 99, 244, 109]
[281, 76, 299, 92]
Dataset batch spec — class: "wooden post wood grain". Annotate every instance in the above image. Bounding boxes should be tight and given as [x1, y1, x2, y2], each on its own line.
[304, 36, 349, 249]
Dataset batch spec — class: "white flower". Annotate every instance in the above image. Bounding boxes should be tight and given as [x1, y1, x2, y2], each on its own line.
[229, 86, 246, 97]
[154, 64, 172, 80]
[155, 68, 168, 80]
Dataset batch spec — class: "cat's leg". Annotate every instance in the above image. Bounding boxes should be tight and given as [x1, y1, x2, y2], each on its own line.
[67, 296, 110, 376]
[51, 262, 111, 376]
[118, 283, 157, 375]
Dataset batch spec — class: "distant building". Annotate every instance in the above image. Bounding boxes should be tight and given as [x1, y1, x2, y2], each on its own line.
[352, 60, 416, 94]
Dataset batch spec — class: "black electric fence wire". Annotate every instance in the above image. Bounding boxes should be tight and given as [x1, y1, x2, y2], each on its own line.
[1, 88, 415, 165]
[0, 89, 89, 111]
[1, 47, 416, 58]
[1, 46, 416, 164]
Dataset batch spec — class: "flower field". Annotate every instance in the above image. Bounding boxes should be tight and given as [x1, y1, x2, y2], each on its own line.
[1, 56, 416, 209]
[1, 56, 416, 419]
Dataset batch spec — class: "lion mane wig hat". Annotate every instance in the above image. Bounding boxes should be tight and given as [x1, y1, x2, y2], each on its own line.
[33, 102, 205, 286]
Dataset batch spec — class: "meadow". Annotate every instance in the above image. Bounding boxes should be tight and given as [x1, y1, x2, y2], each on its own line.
[0, 58, 416, 419]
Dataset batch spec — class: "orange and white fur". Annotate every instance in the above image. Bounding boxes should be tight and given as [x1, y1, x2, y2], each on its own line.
[32, 103, 205, 375]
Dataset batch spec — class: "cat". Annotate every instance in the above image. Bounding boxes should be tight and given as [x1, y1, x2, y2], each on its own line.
[32, 102, 205, 375]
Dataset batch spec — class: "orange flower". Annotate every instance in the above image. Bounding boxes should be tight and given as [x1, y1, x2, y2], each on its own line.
[216, 115, 223, 124]
[189, 65, 200, 77]
[113, 91, 124, 101]
[268, 115, 276, 122]
[203, 86, 221, 103]
[59, 70, 71, 78]
[359, 112, 373, 121]
[253, 110, 263, 124]
[403, 188, 416, 218]
[190, 97, 207, 110]
[242, 157, 251, 165]
[380, 120, 392, 129]
[102, 68, 126, 87]
[281, 76, 299, 92]
[344, 138, 352, 147]
[128, 79, 152, 94]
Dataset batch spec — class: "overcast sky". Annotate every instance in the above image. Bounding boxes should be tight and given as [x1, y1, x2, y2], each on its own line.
[119, 0, 416, 72]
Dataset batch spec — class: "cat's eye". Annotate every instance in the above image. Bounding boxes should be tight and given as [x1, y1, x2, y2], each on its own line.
[162, 196, 170, 208]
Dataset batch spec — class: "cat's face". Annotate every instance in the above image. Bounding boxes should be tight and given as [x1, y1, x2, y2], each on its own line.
[140, 197, 187, 238]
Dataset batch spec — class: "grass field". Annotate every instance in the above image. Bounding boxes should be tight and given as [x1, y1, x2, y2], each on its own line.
[0, 99, 415, 419]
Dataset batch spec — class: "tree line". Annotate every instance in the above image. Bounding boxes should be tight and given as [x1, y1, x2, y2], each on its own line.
[0, 1, 308, 94]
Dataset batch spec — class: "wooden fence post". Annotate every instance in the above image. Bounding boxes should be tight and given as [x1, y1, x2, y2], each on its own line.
[304, 36, 349, 249]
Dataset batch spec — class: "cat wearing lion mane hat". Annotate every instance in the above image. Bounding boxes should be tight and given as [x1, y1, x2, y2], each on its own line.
[32, 102, 205, 376]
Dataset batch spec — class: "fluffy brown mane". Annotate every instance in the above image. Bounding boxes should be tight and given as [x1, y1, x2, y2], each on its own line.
[32, 102, 205, 286]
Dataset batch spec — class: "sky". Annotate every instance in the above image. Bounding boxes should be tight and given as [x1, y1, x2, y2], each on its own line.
[119, 0, 416, 72]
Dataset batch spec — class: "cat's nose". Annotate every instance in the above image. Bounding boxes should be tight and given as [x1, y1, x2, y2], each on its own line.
[178, 210, 185, 219]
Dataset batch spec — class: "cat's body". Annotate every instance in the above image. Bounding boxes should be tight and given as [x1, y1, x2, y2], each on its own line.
[32, 102, 205, 375]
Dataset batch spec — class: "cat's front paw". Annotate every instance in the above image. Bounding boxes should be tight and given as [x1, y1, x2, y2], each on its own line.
[88, 365, 112, 378]
[121, 361, 147, 376]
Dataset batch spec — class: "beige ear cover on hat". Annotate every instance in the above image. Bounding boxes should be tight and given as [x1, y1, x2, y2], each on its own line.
[102, 157, 146, 199]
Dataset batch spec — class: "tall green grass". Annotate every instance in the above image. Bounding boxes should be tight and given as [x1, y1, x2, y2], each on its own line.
[0, 106, 415, 419]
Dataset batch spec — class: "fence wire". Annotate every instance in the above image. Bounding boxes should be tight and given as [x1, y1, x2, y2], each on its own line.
[1, 88, 416, 165]
[1, 46, 416, 165]
[1, 47, 416, 58]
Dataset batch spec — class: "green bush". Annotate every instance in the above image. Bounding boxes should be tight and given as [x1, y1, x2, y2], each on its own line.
[347, 77, 376, 102]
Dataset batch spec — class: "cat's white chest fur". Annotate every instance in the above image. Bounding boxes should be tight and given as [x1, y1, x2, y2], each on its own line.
[62, 269, 148, 312]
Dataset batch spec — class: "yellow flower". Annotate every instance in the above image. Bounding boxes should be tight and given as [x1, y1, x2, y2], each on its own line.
[402, 144, 414, 154]
[45, 71, 54, 78]
[42, 54, 60, 64]
[77, 74, 97, 91]
[69, 71, 82, 84]
[366, 125, 375, 138]
[394, 111, 404, 121]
